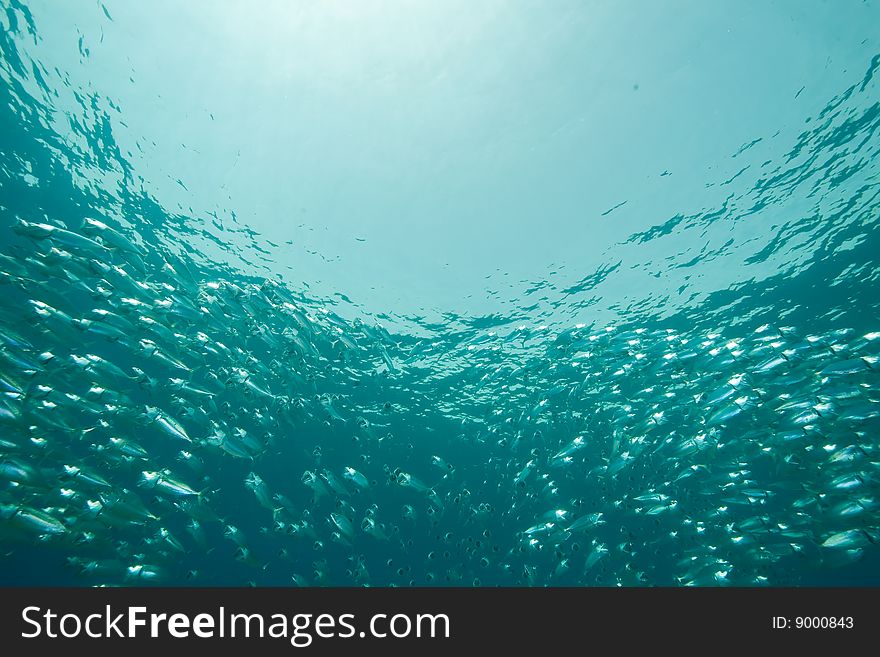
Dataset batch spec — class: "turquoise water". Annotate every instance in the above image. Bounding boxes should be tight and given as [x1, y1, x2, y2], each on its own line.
[1, 0, 880, 586]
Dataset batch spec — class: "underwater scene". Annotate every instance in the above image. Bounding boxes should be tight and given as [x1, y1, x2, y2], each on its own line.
[2, 0, 880, 587]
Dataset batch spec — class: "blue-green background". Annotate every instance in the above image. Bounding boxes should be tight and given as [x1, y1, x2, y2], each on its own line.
[2, 0, 880, 586]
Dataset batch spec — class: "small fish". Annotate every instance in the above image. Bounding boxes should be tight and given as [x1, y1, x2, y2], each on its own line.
[342, 466, 370, 489]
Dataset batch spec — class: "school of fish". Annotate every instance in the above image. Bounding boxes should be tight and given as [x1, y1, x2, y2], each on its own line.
[1, 212, 878, 586]
[1, 1, 880, 587]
